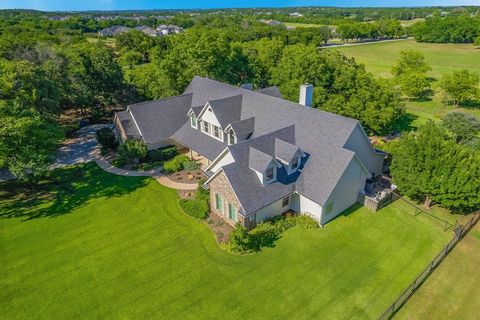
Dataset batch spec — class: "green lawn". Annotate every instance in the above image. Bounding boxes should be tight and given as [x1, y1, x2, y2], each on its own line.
[396, 224, 480, 320]
[1, 164, 452, 319]
[333, 39, 480, 127]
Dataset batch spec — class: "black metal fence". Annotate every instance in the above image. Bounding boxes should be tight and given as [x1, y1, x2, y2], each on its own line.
[378, 212, 480, 320]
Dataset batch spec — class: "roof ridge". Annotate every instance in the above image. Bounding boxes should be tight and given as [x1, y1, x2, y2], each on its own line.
[128, 92, 193, 109]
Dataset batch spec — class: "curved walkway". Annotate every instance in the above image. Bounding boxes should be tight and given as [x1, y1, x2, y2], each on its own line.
[155, 176, 198, 191]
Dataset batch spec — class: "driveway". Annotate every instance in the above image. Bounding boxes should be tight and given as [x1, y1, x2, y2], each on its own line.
[50, 124, 110, 169]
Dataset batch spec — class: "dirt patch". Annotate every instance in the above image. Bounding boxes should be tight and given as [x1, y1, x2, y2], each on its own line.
[168, 170, 204, 184]
[206, 213, 233, 244]
[177, 190, 196, 200]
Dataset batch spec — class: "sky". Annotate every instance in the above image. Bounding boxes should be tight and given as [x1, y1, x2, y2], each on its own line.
[0, 0, 478, 11]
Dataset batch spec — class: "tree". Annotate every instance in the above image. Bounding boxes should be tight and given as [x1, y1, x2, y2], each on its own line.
[396, 72, 431, 100]
[319, 26, 332, 45]
[391, 50, 432, 77]
[442, 112, 480, 144]
[0, 103, 63, 181]
[96, 127, 118, 149]
[117, 139, 147, 164]
[475, 36, 480, 47]
[390, 122, 480, 211]
[270, 44, 404, 134]
[438, 70, 479, 107]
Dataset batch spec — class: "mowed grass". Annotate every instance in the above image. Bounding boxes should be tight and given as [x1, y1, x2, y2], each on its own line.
[396, 223, 480, 320]
[333, 40, 480, 126]
[0, 164, 451, 319]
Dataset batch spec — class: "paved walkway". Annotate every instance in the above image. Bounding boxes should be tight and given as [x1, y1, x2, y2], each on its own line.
[49, 124, 198, 190]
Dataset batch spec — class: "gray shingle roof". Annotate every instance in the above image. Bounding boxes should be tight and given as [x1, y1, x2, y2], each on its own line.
[256, 86, 283, 98]
[226, 117, 254, 141]
[127, 93, 192, 145]
[204, 95, 242, 128]
[116, 111, 141, 140]
[116, 76, 373, 215]
[248, 147, 275, 173]
[274, 138, 300, 164]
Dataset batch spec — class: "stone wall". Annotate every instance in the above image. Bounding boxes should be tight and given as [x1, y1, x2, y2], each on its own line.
[209, 171, 252, 229]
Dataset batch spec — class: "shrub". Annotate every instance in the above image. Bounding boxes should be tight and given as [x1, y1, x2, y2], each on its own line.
[178, 183, 210, 219]
[182, 160, 200, 171]
[112, 157, 126, 168]
[96, 127, 118, 149]
[228, 224, 254, 253]
[147, 145, 178, 161]
[137, 161, 162, 171]
[117, 139, 147, 164]
[163, 154, 189, 173]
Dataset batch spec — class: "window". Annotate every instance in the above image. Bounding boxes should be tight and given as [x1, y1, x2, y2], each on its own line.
[215, 193, 223, 212]
[228, 131, 236, 145]
[282, 196, 290, 207]
[202, 121, 210, 134]
[190, 115, 197, 128]
[291, 156, 299, 169]
[249, 214, 255, 222]
[213, 125, 222, 140]
[228, 203, 237, 221]
[325, 202, 334, 215]
[266, 167, 274, 181]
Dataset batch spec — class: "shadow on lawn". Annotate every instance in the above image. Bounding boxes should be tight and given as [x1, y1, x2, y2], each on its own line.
[0, 163, 148, 221]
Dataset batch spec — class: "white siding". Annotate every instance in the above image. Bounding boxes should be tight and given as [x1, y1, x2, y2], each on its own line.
[344, 124, 384, 175]
[209, 151, 235, 172]
[298, 194, 323, 222]
[322, 157, 368, 224]
[199, 104, 221, 127]
[255, 195, 292, 223]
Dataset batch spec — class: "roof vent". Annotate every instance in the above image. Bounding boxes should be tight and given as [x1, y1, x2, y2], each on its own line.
[299, 84, 313, 107]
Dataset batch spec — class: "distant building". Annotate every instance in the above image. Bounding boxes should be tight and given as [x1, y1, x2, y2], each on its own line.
[156, 24, 184, 35]
[259, 19, 284, 27]
[98, 25, 132, 37]
[289, 12, 304, 17]
[135, 25, 158, 36]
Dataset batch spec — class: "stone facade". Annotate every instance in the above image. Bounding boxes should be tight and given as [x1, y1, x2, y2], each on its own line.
[209, 171, 255, 229]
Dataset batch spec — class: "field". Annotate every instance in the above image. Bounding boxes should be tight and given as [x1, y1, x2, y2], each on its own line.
[0, 163, 452, 319]
[283, 22, 324, 28]
[334, 39, 480, 126]
[396, 223, 480, 320]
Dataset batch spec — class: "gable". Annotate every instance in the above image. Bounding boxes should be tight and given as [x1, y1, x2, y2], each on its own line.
[198, 103, 222, 127]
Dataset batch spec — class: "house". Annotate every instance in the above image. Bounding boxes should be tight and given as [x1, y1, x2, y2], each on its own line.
[114, 76, 385, 229]
[135, 25, 159, 37]
[156, 24, 184, 35]
[98, 25, 132, 37]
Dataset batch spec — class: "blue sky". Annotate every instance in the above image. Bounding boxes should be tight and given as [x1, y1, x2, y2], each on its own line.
[0, 0, 478, 11]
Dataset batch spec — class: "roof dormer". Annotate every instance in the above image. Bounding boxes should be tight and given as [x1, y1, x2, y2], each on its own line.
[248, 147, 281, 185]
[274, 138, 306, 175]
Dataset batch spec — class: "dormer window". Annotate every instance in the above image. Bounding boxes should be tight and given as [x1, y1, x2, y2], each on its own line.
[291, 156, 299, 170]
[190, 115, 198, 128]
[202, 121, 210, 134]
[228, 130, 236, 145]
[266, 167, 274, 182]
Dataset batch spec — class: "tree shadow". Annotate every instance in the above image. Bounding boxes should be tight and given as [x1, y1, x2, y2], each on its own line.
[392, 112, 418, 133]
[0, 162, 148, 221]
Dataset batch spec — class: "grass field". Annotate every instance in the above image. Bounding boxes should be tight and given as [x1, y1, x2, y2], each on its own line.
[283, 22, 324, 28]
[0, 163, 452, 319]
[334, 40, 480, 126]
[396, 223, 480, 320]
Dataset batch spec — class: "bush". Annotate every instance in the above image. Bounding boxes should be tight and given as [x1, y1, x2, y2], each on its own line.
[183, 160, 200, 171]
[163, 154, 189, 173]
[137, 161, 162, 171]
[117, 139, 147, 164]
[147, 145, 178, 161]
[228, 224, 254, 253]
[178, 183, 210, 219]
[227, 213, 319, 254]
[112, 157, 126, 168]
[96, 127, 118, 149]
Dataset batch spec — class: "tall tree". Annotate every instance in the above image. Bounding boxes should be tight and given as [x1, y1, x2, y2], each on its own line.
[442, 112, 480, 144]
[438, 69, 479, 107]
[390, 122, 480, 211]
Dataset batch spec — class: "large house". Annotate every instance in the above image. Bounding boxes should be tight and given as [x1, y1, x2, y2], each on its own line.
[114, 76, 385, 229]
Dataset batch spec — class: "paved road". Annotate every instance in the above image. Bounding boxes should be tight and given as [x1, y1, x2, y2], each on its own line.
[50, 124, 110, 169]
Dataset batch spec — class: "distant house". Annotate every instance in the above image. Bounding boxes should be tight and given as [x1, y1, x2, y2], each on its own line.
[260, 19, 284, 27]
[114, 76, 385, 229]
[98, 25, 132, 37]
[289, 12, 304, 17]
[135, 25, 158, 36]
[156, 24, 184, 35]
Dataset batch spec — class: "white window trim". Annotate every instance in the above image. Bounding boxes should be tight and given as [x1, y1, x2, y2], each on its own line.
[282, 196, 290, 208]
[190, 115, 198, 129]
[201, 120, 224, 142]
[227, 130, 236, 145]
[265, 166, 276, 183]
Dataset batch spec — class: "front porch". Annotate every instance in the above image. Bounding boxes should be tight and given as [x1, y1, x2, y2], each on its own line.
[178, 147, 211, 171]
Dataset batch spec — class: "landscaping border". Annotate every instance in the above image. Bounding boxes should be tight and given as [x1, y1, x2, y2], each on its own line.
[378, 211, 480, 320]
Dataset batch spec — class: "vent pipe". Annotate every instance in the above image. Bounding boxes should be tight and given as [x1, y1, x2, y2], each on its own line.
[299, 84, 313, 107]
